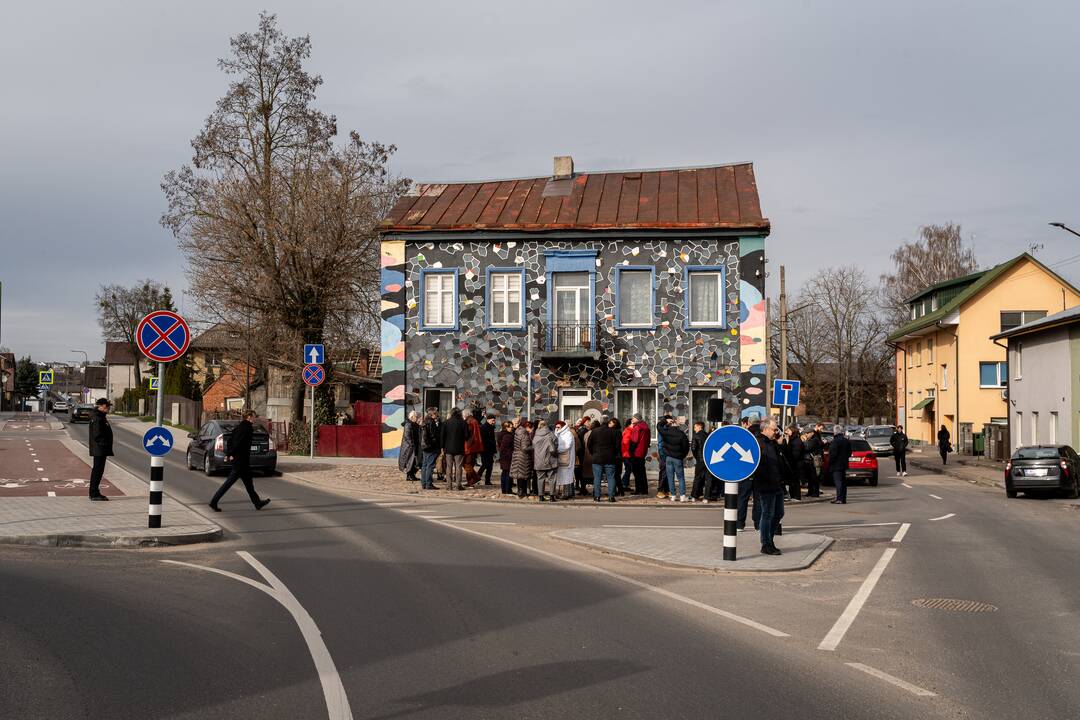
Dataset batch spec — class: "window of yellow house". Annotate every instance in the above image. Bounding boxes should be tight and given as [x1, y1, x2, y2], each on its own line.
[915, 342, 922, 366]
[927, 338, 934, 363]
[941, 364, 948, 389]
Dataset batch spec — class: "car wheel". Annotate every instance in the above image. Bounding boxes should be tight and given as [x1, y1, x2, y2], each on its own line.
[1006, 487, 1017, 498]
[204, 454, 213, 476]
[869, 472, 878, 487]
[1067, 481, 1079, 500]
[186, 449, 196, 470]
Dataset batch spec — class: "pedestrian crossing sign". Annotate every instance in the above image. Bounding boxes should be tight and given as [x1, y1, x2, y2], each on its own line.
[38, 370, 54, 385]
[149, 377, 160, 391]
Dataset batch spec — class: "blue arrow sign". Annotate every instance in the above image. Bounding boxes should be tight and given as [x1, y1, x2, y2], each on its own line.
[772, 378, 801, 408]
[304, 344, 325, 365]
[142, 426, 174, 456]
[702, 425, 760, 483]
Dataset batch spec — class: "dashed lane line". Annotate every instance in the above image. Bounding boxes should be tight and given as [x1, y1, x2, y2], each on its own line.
[929, 494, 943, 500]
[891, 523, 911, 543]
[929, 513, 956, 522]
[443, 520, 517, 526]
[47, 491, 56, 497]
[901, 483, 913, 489]
[846, 662, 936, 697]
[818, 548, 898, 652]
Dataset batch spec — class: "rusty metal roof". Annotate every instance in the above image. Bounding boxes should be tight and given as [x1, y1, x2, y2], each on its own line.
[379, 162, 768, 234]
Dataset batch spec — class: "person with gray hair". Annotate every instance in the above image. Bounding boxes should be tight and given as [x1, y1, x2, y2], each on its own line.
[532, 419, 559, 501]
[752, 418, 786, 555]
[399, 410, 421, 482]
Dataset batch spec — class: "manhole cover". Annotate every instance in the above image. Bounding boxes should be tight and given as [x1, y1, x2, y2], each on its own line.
[911, 598, 998, 613]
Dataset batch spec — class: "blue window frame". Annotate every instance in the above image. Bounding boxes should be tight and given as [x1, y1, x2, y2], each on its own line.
[684, 265, 727, 330]
[614, 265, 656, 330]
[485, 267, 526, 330]
[544, 250, 598, 351]
[418, 268, 460, 332]
[979, 361, 1007, 388]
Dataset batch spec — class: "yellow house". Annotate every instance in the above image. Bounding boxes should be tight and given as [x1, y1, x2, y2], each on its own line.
[888, 253, 1080, 448]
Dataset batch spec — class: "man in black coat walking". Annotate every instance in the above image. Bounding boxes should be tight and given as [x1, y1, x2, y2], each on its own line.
[87, 398, 113, 501]
[752, 419, 786, 555]
[890, 425, 909, 477]
[419, 407, 442, 489]
[209, 410, 270, 511]
[829, 428, 852, 504]
[480, 414, 497, 485]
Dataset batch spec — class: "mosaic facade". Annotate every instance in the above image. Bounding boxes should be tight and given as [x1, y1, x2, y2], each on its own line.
[379, 234, 768, 458]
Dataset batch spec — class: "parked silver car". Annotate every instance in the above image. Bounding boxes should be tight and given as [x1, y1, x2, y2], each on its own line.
[863, 425, 896, 456]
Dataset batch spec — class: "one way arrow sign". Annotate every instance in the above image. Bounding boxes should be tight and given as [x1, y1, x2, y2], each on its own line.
[709, 441, 756, 465]
[702, 425, 761, 483]
[304, 344, 325, 365]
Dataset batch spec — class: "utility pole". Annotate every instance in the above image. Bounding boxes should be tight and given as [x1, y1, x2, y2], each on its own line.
[778, 266, 788, 429]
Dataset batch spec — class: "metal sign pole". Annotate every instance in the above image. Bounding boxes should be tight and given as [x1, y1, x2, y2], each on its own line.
[723, 481, 739, 561]
[310, 384, 315, 460]
[149, 361, 166, 529]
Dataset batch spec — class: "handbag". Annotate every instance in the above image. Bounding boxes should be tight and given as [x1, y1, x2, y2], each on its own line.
[435, 451, 446, 475]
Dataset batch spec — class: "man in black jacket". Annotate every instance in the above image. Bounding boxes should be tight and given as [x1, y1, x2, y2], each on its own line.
[587, 420, 621, 502]
[890, 425, 909, 477]
[752, 419, 786, 555]
[689, 421, 712, 502]
[209, 410, 270, 511]
[441, 408, 468, 490]
[803, 423, 825, 497]
[87, 398, 113, 501]
[829, 429, 853, 505]
[480, 414, 497, 485]
[419, 407, 442, 489]
[658, 419, 691, 501]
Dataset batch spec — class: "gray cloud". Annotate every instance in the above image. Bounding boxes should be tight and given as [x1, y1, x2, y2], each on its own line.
[3, 0, 1079, 361]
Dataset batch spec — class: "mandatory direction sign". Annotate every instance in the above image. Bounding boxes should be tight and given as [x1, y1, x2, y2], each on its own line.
[304, 344, 325, 365]
[772, 378, 801, 407]
[142, 426, 174, 456]
[703, 425, 760, 483]
[137, 310, 191, 363]
[302, 363, 325, 386]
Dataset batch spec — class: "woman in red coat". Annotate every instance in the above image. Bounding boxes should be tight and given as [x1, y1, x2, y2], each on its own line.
[463, 409, 484, 487]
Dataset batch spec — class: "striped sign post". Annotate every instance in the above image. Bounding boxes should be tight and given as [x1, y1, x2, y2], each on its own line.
[136, 311, 190, 529]
[702, 425, 761, 562]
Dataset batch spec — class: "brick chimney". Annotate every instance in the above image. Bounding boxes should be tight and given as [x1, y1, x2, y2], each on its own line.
[553, 155, 574, 180]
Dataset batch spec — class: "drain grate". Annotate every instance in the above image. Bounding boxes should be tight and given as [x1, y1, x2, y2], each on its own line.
[911, 598, 998, 613]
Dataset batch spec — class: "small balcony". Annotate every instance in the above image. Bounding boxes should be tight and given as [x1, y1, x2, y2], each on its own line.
[535, 321, 600, 362]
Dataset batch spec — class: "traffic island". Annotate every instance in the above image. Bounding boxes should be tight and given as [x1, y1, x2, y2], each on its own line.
[551, 526, 832, 571]
[0, 496, 221, 548]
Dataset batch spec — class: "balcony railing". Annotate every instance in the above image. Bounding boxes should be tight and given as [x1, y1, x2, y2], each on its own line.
[535, 321, 600, 360]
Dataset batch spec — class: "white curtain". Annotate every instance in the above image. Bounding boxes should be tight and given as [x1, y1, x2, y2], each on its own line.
[619, 271, 651, 325]
[690, 273, 720, 324]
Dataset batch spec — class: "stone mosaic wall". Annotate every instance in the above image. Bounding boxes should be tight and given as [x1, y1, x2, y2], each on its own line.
[385, 235, 768, 443]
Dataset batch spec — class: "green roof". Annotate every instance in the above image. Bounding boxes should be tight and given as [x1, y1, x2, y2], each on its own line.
[904, 268, 986, 304]
[888, 253, 1080, 341]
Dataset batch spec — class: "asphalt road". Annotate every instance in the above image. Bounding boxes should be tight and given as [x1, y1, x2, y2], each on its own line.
[1, 415, 1077, 719]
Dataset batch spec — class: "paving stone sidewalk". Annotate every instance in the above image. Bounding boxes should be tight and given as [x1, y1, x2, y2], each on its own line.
[551, 526, 832, 571]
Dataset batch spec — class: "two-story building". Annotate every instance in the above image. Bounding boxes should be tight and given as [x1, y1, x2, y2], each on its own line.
[888, 253, 1080, 449]
[377, 156, 770, 459]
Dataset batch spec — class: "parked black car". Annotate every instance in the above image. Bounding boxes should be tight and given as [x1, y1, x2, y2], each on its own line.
[185, 420, 278, 476]
[68, 403, 93, 423]
[1005, 445, 1080, 498]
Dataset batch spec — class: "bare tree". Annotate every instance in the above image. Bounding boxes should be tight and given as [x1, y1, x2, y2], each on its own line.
[95, 281, 176, 387]
[880, 223, 979, 327]
[161, 13, 409, 421]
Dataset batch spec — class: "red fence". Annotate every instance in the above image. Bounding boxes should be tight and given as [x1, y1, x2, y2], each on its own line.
[317, 425, 382, 458]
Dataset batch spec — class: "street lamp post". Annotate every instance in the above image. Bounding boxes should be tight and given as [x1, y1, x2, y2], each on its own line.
[1049, 222, 1080, 239]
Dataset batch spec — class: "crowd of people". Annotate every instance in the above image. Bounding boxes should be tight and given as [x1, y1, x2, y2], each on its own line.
[398, 407, 870, 554]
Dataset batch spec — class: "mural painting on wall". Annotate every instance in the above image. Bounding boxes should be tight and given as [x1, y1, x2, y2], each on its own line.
[394, 238, 755, 432]
[738, 237, 767, 420]
[380, 240, 406, 458]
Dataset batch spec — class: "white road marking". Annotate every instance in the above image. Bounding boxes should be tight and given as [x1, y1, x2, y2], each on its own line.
[901, 483, 913, 489]
[427, 518, 789, 638]
[372, 501, 410, 507]
[36, 467, 44, 472]
[41, 477, 48, 481]
[818, 548, 898, 651]
[419, 516, 452, 520]
[929, 494, 943, 500]
[445, 520, 517, 526]
[603, 522, 901, 531]
[929, 513, 956, 522]
[846, 662, 937, 697]
[47, 491, 56, 497]
[891, 523, 911, 543]
[603, 524, 723, 529]
[163, 552, 353, 720]
[399, 509, 432, 513]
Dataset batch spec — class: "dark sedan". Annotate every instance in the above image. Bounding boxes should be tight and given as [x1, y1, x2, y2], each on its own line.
[185, 420, 278, 476]
[1005, 445, 1080, 498]
[68, 404, 93, 423]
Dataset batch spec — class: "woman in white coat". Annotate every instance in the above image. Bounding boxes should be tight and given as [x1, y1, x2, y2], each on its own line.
[554, 420, 576, 499]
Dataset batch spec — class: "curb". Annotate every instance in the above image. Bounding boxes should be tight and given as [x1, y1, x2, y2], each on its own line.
[551, 531, 834, 572]
[0, 526, 223, 549]
[908, 456, 1005, 490]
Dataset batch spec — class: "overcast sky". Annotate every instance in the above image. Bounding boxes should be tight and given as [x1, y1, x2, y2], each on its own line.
[3, 1, 1079, 363]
